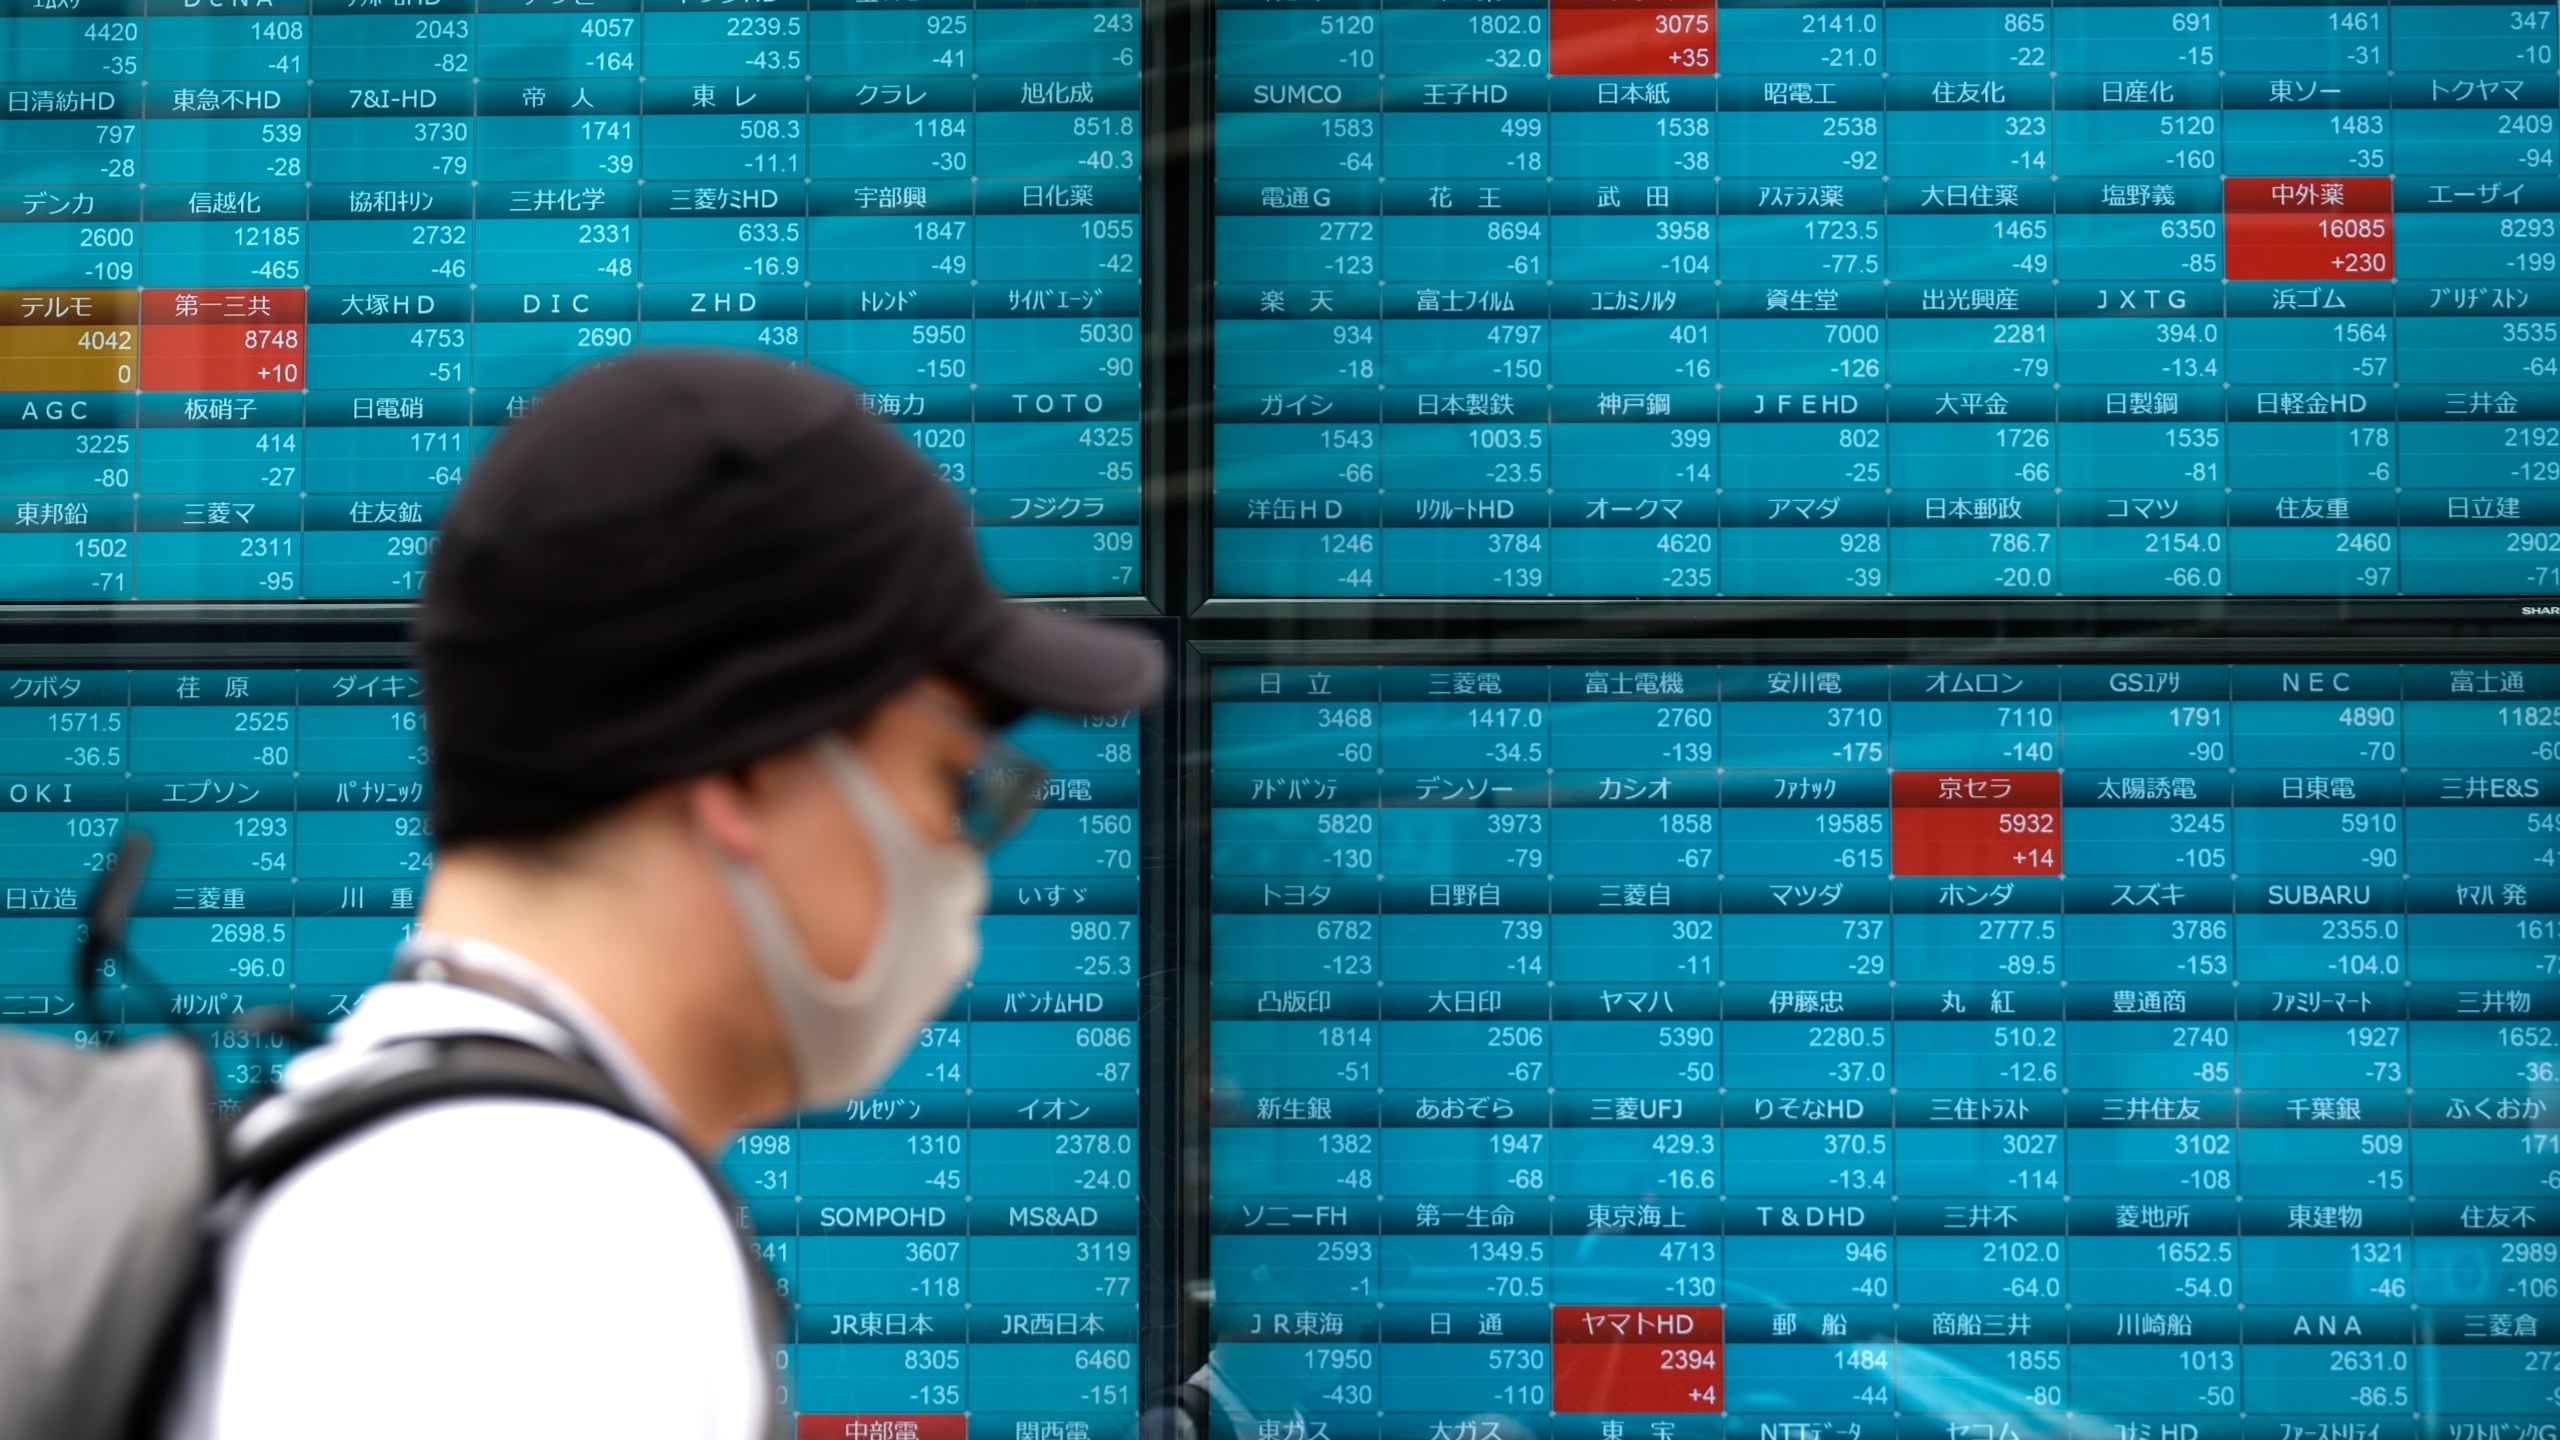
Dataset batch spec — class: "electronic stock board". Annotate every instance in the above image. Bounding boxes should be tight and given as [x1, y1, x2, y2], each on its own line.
[0, 0, 1143, 599]
[1203, 657, 2560, 1440]
[2, 1, 2558, 1438]
[0, 0, 1152, 1431]
[1209, 0, 2560, 596]
[0, 666, 1144, 1438]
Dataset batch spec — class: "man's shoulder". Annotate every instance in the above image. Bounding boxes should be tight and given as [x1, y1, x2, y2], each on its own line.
[246, 978, 729, 1252]
[187, 1099, 767, 1440]
[246, 1095, 737, 1253]
[175, 974, 772, 1440]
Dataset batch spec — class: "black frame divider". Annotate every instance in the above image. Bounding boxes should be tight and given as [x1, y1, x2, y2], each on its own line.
[3, 0, 2555, 1415]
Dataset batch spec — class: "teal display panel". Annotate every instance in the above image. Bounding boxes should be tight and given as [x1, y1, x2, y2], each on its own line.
[1203, 659, 2560, 1440]
[0, 667, 426, 1052]
[0, 0, 1141, 600]
[1209, 0, 2560, 597]
[0, 667, 1144, 1440]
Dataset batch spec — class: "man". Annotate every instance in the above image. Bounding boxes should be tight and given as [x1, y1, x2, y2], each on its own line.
[166, 349, 1164, 1439]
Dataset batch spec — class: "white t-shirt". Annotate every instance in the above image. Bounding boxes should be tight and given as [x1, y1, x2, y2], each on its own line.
[166, 938, 772, 1440]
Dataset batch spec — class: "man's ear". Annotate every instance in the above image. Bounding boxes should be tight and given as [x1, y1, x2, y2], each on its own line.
[688, 770, 765, 861]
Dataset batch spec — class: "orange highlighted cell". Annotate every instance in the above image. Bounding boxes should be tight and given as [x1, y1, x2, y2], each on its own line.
[1550, 0, 1716, 74]
[0, 328, 138, 393]
[0, 289, 141, 326]
[0, 290, 142, 392]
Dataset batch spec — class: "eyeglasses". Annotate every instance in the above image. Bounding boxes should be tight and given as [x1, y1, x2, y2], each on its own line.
[957, 732, 1048, 853]
[907, 692, 1049, 853]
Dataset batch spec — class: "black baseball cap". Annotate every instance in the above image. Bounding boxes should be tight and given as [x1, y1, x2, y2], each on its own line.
[416, 348, 1163, 844]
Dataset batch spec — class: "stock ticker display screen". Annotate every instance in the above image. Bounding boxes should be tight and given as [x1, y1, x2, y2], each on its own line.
[0, 0, 1142, 601]
[1205, 661, 2560, 1440]
[1209, 0, 2560, 597]
[0, 670, 1144, 1440]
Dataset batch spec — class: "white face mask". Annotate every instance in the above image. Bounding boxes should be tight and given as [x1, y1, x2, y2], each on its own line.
[719, 735, 990, 1108]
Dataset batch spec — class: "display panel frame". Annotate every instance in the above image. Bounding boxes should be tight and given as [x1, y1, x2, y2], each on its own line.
[2, 0, 2555, 1409]
[0, 606, 1185, 1440]
[0, 0, 1196, 612]
[1174, 614, 2560, 1438]
[1179, 0, 2560, 611]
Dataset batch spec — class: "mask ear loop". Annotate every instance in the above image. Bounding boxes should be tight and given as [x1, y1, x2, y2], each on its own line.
[811, 733, 990, 991]
[714, 850, 876, 1109]
[717, 734, 988, 1105]
[714, 737, 923, 1012]
[713, 847, 898, 1010]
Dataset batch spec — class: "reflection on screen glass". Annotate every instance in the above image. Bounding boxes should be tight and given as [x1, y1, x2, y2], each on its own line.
[0, 670, 1142, 1440]
[1210, 0, 2560, 597]
[1205, 661, 2558, 1438]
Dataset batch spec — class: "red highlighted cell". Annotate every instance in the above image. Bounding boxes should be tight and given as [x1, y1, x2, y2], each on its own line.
[2222, 176, 2391, 213]
[795, 1417, 967, 1440]
[2224, 213, 2393, 280]
[137, 326, 306, 390]
[1889, 770, 2061, 877]
[137, 287, 306, 391]
[2232, 174, 2385, 211]
[1550, 0, 1716, 75]
[2221, 178, 2393, 281]
[1552, 1306, 1724, 1414]
[1890, 769, 2061, 809]
[137, 287, 305, 324]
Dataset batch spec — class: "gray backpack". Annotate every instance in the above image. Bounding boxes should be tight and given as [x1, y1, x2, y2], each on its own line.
[0, 837, 682, 1440]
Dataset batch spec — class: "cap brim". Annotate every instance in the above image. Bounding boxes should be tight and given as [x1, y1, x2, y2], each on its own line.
[951, 607, 1165, 719]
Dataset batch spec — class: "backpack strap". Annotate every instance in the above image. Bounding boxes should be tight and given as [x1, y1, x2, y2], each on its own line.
[217, 1034, 654, 1197]
[130, 1033, 788, 1440]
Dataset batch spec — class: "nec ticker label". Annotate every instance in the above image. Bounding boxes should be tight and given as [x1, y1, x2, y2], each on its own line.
[0, 672, 1143, 1440]
[1210, 0, 2560, 597]
[0, 0, 1141, 600]
[1206, 661, 2560, 1440]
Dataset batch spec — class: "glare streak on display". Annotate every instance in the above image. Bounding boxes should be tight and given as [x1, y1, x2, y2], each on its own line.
[1205, 662, 2560, 1439]
[0, 670, 1143, 1440]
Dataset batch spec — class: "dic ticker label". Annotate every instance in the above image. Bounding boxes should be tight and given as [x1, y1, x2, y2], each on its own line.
[1551, 1306, 1725, 1414]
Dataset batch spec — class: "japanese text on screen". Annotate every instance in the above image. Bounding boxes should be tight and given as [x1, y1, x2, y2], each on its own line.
[1210, 0, 2560, 597]
[0, 671, 1143, 1440]
[0, 0, 1142, 598]
[1207, 662, 2560, 1439]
